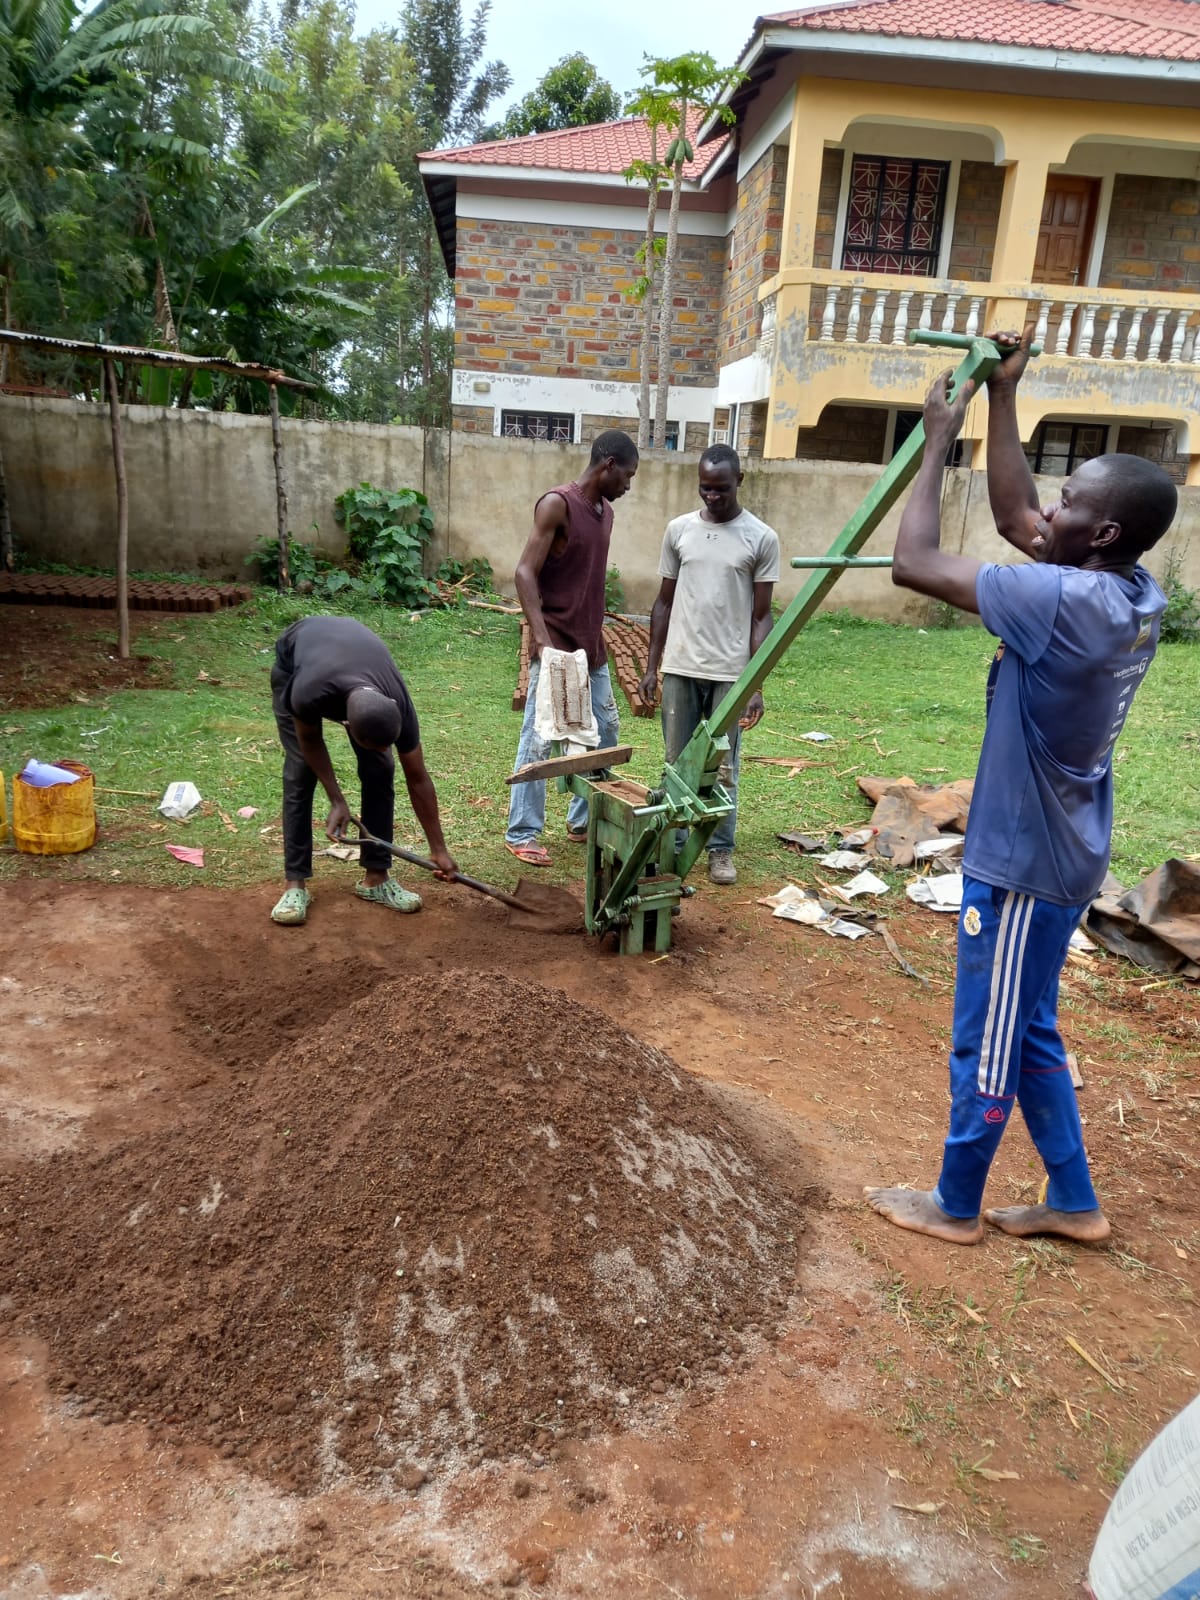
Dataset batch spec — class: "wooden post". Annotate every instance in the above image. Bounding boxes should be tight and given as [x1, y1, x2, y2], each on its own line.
[269, 382, 290, 590]
[104, 357, 130, 660]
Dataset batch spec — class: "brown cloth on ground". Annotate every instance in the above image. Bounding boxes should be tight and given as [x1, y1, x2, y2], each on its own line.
[855, 775, 975, 868]
[1084, 860, 1200, 979]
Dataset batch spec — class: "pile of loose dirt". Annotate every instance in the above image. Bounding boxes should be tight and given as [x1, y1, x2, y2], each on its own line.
[0, 971, 801, 1495]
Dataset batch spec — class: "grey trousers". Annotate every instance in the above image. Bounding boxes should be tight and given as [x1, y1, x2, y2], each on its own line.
[660, 673, 741, 854]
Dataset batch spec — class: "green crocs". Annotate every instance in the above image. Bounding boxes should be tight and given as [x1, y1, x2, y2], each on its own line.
[355, 879, 422, 914]
[271, 887, 312, 926]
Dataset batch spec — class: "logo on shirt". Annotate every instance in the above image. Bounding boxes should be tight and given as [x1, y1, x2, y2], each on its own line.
[1132, 616, 1153, 651]
[963, 906, 982, 937]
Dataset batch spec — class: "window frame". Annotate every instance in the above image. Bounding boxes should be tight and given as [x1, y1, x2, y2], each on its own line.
[499, 409, 576, 444]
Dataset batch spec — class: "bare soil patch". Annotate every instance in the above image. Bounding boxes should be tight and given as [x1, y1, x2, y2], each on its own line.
[0, 605, 172, 708]
[0, 878, 1197, 1600]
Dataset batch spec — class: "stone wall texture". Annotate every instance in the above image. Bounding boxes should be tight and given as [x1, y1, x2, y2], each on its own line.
[454, 216, 726, 387]
[1100, 175, 1200, 293]
[811, 148, 844, 272]
[794, 403, 888, 465]
[947, 161, 1004, 281]
[718, 146, 787, 365]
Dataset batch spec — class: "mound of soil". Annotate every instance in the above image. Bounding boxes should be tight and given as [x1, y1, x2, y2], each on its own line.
[0, 971, 801, 1494]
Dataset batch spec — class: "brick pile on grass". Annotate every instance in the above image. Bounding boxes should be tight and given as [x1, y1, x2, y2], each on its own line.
[0, 971, 800, 1495]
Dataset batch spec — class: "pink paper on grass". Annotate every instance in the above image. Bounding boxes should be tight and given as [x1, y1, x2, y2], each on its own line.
[236, 806, 259, 819]
[165, 844, 205, 867]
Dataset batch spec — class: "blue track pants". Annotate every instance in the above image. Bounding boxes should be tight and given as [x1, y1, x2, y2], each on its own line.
[934, 875, 1099, 1220]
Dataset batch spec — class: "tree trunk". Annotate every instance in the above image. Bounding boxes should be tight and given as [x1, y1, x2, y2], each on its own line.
[637, 130, 661, 453]
[421, 217, 433, 425]
[104, 358, 130, 660]
[269, 383, 291, 591]
[653, 161, 684, 452]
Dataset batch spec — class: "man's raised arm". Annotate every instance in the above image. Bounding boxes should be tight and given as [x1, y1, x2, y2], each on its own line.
[985, 328, 1042, 558]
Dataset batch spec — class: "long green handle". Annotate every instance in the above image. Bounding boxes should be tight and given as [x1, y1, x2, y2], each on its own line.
[348, 814, 529, 913]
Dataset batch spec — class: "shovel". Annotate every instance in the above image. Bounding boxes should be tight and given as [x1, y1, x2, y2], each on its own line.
[348, 816, 581, 931]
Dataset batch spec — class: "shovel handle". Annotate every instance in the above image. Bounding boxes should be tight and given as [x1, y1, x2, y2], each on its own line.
[347, 816, 529, 913]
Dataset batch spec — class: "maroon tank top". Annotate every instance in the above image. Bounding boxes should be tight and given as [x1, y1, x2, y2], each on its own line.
[535, 480, 613, 669]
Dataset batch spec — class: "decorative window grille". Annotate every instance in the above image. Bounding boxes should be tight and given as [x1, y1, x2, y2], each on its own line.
[841, 157, 949, 276]
[1026, 422, 1106, 476]
[500, 410, 574, 443]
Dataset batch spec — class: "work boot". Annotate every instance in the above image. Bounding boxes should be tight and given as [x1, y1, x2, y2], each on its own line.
[708, 849, 737, 885]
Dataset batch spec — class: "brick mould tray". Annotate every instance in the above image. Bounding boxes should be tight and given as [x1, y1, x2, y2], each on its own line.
[0, 574, 253, 613]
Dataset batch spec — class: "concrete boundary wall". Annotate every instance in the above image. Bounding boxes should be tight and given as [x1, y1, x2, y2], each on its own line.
[3, 395, 1198, 622]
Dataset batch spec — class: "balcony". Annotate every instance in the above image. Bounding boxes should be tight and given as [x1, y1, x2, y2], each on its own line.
[758, 269, 1200, 472]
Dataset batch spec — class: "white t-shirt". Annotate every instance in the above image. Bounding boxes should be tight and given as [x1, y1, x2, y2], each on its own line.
[659, 508, 781, 681]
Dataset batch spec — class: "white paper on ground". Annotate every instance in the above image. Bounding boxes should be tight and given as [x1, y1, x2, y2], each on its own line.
[799, 730, 833, 743]
[824, 918, 873, 940]
[758, 882, 808, 908]
[842, 869, 890, 898]
[819, 850, 869, 870]
[913, 835, 964, 860]
[1069, 927, 1097, 952]
[158, 781, 201, 821]
[906, 872, 964, 912]
[773, 898, 829, 926]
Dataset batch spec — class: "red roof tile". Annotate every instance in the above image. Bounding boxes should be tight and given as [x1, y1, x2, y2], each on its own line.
[762, 0, 1200, 61]
[418, 109, 728, 181]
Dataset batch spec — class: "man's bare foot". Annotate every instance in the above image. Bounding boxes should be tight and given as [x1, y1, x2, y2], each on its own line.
[863, 1187, 984, 1245]
[984, 1204, 1111, 1242]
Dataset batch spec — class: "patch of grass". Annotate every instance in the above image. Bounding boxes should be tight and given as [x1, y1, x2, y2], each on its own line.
[2, 602, 1198, 891]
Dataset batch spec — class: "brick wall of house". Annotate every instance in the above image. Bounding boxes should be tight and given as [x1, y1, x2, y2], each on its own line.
[451, 405, 493, 434]
[794, 403, 887, 464]
[947, 161, 1004, 281]
[580, 413, 641, 445]
[454, 216, 725, 387]
[1100, 175, 1200, 292]
[719, 147, 787, 365]
[812, 148, 845, 272]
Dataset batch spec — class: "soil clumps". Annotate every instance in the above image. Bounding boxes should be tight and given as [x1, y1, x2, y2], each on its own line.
[0, 970, 801, 1493]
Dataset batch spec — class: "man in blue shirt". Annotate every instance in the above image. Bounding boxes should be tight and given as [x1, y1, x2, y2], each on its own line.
[866, 330, 1177, 1246]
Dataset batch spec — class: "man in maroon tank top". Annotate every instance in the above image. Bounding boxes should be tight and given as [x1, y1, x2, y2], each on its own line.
[505, 430, 639, 864]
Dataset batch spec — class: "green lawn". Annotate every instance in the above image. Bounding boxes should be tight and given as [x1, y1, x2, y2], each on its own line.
[2, 595, 1197, 892]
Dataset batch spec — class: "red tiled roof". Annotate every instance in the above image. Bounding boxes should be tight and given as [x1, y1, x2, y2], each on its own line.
[762, 0, 1200, 61]
[418, 109, 728, 181]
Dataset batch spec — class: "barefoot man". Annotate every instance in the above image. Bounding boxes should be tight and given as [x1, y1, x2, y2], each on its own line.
[866, 331, 1177, 1246]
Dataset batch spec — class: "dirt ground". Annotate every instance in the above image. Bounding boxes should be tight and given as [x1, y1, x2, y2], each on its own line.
[1, 870, 1197, 1600]
[0, 606, 173, 708]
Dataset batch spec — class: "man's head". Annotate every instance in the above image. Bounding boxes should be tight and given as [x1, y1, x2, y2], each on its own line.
[346, 686, 402, 751]
[1034, 454, 1178, 569]
[589, 429, 639, 501]
[698, 443, 744, 524]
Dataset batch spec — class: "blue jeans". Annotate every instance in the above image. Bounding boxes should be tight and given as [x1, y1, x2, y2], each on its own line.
[934, 876, 1097, 1219]
[505, 657, 620, 845]
[660, 673, 741, 854]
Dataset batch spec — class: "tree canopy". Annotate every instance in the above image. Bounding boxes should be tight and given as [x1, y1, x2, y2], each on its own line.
[486, 53, 622, 140]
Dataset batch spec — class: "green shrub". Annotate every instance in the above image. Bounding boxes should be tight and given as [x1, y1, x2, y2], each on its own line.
[246, 535, 320, 589]
[1159, 547, 1200, 643]
[434, 556, 495, 603]
[333, 483, 437, 609]
[605, 564, 626, 614]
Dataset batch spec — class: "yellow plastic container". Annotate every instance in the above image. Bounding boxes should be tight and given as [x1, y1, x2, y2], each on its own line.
[13, 761, 97, 855]
[0, 771, 7, 845]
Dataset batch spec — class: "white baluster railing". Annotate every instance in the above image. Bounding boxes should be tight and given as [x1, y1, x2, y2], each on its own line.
[866, 290, 887, 345]
[940, 294, 960, 334]
[1122, 308, 1146, 361]
[1054, 303, 1077, 356]
[891, 290, 913, 346]
[1078, 304, 1098, 358]
[918, 292, 934, 333]
[845, 286, 864, 343]
[820, 286, 839, 340]
[1146, 308, 1169, 362]
[965, 297, 983, 338]
[1168, 311, 1188, 364]
[1099, 307, 1121, 360]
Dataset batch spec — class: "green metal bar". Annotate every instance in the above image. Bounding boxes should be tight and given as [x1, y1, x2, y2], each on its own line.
[699, 334, 1005, 747]
[789, 555, 893, 568]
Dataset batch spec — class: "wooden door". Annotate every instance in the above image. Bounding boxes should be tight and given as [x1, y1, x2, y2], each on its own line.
[1035, 176, 1100, 286]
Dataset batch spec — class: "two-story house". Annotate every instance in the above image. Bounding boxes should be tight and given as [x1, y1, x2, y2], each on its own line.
[420, 0, 1200, 482]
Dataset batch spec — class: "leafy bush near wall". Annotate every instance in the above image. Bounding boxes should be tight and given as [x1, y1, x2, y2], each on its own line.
[334, 484, 437, 609]
[1160, 547, 1200, 643]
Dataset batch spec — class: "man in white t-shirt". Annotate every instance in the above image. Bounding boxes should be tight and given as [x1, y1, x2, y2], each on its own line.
[637, 444, 780, 884]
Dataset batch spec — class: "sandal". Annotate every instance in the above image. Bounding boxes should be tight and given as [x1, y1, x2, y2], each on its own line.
[505, 841, 552, 867]
[355, 879, 422, 913]
[565, 827, 588, 844]
[271, 887, 312, 926]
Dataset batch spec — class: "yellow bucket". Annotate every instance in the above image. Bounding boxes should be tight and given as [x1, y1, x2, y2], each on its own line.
[13, 761, 97, 855]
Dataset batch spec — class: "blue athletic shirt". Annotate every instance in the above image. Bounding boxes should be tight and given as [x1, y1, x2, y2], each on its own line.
[964, 561, 1166, 907]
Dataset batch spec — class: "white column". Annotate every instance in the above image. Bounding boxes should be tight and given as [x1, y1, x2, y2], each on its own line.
[1078, 304, 1098, 358]
[845, 286, 864, 343]
[866, 290, 888, 345]
[1122, 308, 1146, 361]
[1147, 307, 1169, 362]
[820, 285, 840, 340]
[939, 293, 960, 334]
[1054, 303, 1077, 356]
[1034, 298, 1052, 347]
[1099, 306, 1121, 360]
[891, 290, 913, 346]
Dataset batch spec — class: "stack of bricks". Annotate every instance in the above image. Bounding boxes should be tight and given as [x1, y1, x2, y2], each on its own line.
[794, 405, 888, 464]
[454, 216, 725, 386]
[0, 574, 253, 612]
[511, 617, 655, 717]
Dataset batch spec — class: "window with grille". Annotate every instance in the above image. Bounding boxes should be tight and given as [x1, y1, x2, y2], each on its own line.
[1026, 422, 1107, 477]
[501, 410, 574, 443]
[841, 157, 949, 276]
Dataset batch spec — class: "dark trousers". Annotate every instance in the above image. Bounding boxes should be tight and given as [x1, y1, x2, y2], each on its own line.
[271, 668, 395, 881]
